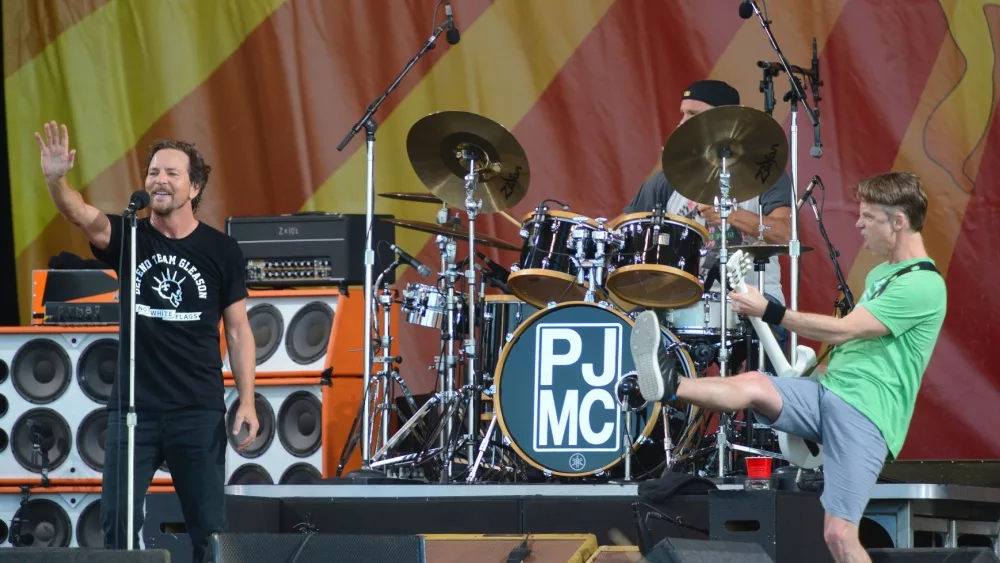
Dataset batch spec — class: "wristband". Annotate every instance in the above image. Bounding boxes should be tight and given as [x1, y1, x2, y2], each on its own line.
[762, 301, 786, 325]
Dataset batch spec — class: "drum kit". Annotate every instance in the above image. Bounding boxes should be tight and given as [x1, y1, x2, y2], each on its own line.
[348, 105, 816, 484]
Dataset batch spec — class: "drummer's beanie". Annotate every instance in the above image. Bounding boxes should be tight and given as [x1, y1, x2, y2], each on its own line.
[682, 80, 740, 107]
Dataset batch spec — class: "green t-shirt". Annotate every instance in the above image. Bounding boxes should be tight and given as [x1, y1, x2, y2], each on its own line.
[820, 257, 947, 458]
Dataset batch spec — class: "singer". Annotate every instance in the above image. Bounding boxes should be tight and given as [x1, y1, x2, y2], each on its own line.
[632, 172, 946, 563]
[623, 79, 794, 366]
[35, 121, 259, 563]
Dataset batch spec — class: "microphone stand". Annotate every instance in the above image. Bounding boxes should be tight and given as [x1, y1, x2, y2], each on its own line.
[807, 185, 854, 316]
[124, 205, 139, 550]
[336, 15, 453, 472]
[747, 1, 823, 365]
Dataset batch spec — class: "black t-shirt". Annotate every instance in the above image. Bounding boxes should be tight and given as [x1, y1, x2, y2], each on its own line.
[90, 214, 248, 412]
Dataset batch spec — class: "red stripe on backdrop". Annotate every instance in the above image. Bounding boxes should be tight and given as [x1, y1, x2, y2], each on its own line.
[900, 10, 1000, 460]
[785, 0, 950, 335]
[15, 0, 494, 312]
[2, 0, 113, 79]
[394, 1, 744, 392]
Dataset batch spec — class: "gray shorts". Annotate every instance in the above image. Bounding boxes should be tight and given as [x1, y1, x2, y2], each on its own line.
[754, 376, 888, 525]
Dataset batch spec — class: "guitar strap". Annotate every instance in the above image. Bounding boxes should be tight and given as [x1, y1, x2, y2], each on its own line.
[803, 260, 940, 376]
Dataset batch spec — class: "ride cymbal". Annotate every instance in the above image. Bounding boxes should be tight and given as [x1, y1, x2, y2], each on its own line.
[379, 192, 444, 204]
[406, 111, 530, 213]
[661, 106, 789, 205]
[380, 218, 521, 252]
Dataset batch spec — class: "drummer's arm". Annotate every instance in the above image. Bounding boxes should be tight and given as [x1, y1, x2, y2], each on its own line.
[725, 206, 791, 244]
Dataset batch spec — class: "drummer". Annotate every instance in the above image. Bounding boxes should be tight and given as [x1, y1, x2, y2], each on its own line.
[622, 79, 793, 365]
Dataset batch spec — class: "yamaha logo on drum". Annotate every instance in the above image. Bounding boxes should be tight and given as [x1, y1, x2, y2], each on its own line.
[532, 323, 622, 454]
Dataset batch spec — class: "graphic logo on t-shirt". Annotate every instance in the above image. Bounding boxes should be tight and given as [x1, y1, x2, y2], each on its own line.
[134, 254, 208, 322]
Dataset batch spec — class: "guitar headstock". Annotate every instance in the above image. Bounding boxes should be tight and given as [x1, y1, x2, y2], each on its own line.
[725, 249, 752, 291]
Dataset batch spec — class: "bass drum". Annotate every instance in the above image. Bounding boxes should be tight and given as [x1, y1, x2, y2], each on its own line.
[493, 302, 698, 477]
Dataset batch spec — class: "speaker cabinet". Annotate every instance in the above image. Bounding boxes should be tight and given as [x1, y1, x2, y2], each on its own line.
[0, 328, 170, 483]
[586, 545, 641, 562]
[643, 537, 774, 562]
[224, 381, 323, 485]
[0, 548, 169, 561]
[709, 490, 832, 562]
[423, 534, 598, 562]
[222, 290, 338, 377]
[867, 547, 1000, 562]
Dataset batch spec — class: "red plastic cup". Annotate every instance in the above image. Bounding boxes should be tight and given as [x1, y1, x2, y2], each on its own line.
[746, 457, 772, 479]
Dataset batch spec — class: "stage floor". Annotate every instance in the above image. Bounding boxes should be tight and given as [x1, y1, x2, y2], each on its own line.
[222, 482, 1000, 552]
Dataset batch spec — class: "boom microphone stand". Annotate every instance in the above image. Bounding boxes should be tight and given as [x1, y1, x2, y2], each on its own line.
[122, 189, 149, 550]
[336, 9, 456, 471]
[807, 176, 854, 317]
[744, 1, 823, 365]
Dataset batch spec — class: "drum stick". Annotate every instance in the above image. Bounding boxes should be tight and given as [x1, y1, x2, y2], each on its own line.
[499, 210, 521, 228]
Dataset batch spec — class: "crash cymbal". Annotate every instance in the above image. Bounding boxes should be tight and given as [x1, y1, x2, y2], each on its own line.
[379, 192, 445, 204]
[406, 111, 530, 213]
[729, 242, 813, 258]
[380, 218, 521, 252]
[661, 106, 789, 205]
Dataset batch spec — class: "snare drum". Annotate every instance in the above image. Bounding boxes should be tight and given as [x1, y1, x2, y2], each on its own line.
[507, 208, 607, 308]
[606, 212, 708, 309]
[493, 301, 698, 477]
[400, 283, 467, 333]
[663, 291, 746, 338]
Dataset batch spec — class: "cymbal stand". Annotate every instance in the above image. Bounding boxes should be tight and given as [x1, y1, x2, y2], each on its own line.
[460, 148, 483, 473]
[714, 149, 736, 478]
[571, 219, 596, 302]
[746, 1, 823, 366]
[756, 211, 769, 372]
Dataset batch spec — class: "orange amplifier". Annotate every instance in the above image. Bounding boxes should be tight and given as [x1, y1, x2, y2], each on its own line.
[31, 269, 120, 325]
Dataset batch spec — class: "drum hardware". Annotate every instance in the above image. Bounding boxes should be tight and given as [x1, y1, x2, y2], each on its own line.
[336, 260, 423, 479]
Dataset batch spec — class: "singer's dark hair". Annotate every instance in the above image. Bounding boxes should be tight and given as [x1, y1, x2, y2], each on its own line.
[853, 172, 928, 232]
[144, 140, 212, 212]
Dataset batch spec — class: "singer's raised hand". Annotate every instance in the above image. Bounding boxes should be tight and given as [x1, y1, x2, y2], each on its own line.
[35, 121, 76, 183]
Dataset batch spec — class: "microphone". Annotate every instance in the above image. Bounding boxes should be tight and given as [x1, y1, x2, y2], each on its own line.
[739, 0, 754, 19]
[796, 177, 819, 211]
[124, 190, 150, 215]
[445, 2, 460, 45]
[475, 251, 509, 283]
[390, 243, 431, 277]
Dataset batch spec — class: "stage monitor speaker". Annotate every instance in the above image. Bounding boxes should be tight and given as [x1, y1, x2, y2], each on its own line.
[208, 532, 426, 563]
[643, 537, 774, 562]
[0, 548, 169, 561]
[423, 534, 598, 562]
[585, 545, 641, 562]
[867, 547, 1000, 562]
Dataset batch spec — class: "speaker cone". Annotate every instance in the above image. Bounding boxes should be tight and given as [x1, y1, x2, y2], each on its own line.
[12, 409, 71, 473]
[248, 304, 283, 365]
[12, 339, 72, 404]
[285, 302, 333, 365]
[10, 498, 72, 547]
[76, 499, 103, 548]
[227, 392, 275, 458]
[278, 391, 322, 457]
[77, 409, 108, 471]
[279, 463, 321, 484]
[228, 463, 273, 485]
[77, 338, 118, 403]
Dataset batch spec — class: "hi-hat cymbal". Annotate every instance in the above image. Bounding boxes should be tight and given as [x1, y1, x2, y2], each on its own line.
[379, 192, 445, 204]
[661, 106, 789, 205]
[380, 218, 521, 252]
[729, 242, 813, 259]
[406, 111, 530, 213]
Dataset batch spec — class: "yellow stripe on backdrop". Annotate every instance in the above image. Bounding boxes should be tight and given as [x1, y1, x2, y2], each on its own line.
[5, 0, 289, 257]
[300, 0, 617, 257]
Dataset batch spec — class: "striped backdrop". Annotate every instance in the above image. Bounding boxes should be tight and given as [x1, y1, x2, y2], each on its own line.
[4, 0, 999, 460]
